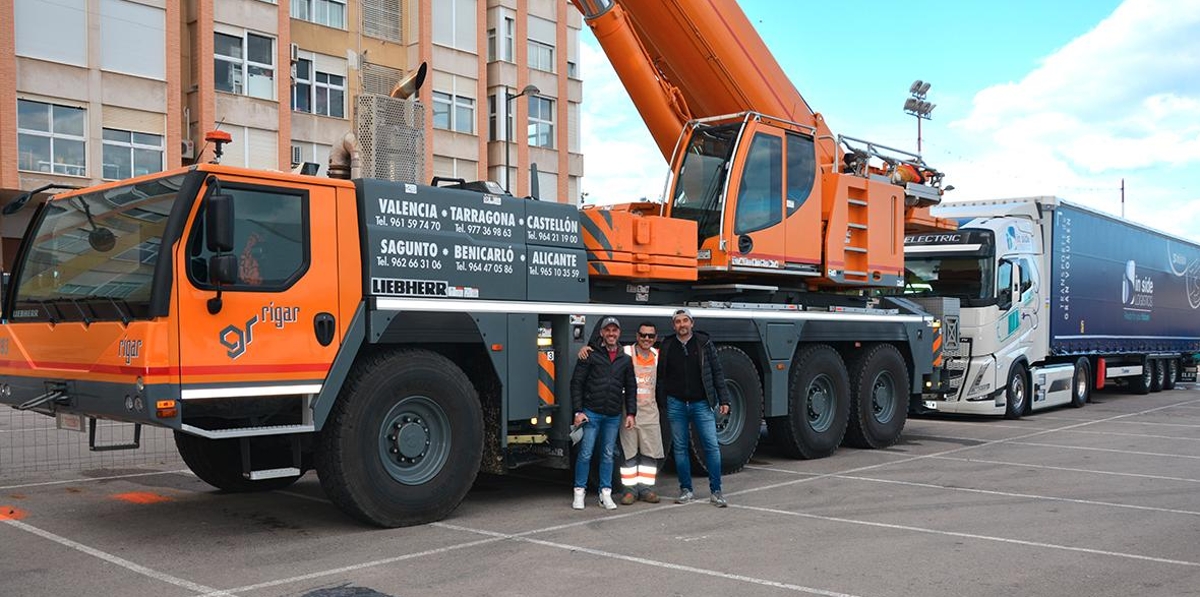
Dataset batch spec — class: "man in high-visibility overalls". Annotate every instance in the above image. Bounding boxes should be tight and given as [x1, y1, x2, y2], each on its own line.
[618, 321, 665, 503]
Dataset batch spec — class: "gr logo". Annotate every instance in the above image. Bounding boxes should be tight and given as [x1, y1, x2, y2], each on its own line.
[220, 316, 259, 359]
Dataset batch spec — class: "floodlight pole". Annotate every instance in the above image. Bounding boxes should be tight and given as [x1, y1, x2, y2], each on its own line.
[904, 80, 934, 154]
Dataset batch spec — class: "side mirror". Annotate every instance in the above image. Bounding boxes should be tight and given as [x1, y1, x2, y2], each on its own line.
[205, 193, 235, 253]
[209, 254, 238, 285]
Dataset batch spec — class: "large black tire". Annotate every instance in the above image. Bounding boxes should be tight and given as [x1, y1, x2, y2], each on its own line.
[1164, 359, 1178, 390]
[1003, 362, 1028, 420]
[1150, 359, 1165, 392]
[766, 344, 849, 459]
[843, 344, 909, 449]
[175, 432, 301, 492]
[1130, 360, 1152, 395]
[692, 346, 763, 475]
[1069, 357, 1091, 408]
[316, 349, 483, 528]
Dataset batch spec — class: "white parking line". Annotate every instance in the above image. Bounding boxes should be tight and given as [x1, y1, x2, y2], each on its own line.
[908, 432, 1200, 461]
[732, 503, 1200, 568]
[0, 469, 191, 491]
[435, 522, 864, 597]
[2, 518, 234, 596]
[927, 454, 1200, 485]
[1037, 416, 1200, 428]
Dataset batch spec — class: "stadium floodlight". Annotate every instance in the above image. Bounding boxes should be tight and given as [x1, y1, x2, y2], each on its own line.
[903, 80, 934, 153]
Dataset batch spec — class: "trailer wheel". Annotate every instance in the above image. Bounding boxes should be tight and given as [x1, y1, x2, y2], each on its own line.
[692, 346, 762, 475]
[1130, 360, 1152, 395]
[1164, 359, 1178, 390]
[1070, 357, 1091, 408]
[1150, 360, 1165, 392]
[767, 344, 849, 459]
[843, 344, 909, 449]
[174, 433, 301, 493]
[1003, 363, 1028, 420]
[316, 349, 482, 528]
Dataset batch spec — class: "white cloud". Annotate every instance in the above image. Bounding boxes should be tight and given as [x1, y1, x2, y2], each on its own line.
[945, 0, 1200, 238]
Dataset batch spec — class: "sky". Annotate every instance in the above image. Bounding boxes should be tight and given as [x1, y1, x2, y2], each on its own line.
[576, 0, 1200, 240]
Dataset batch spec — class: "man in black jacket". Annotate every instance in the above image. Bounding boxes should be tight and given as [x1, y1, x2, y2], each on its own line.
[570, 316, 637, 510]
[657, 308, 731, 507]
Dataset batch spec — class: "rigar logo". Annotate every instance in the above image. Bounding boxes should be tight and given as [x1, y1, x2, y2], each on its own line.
[1122, 260, 1154, 312]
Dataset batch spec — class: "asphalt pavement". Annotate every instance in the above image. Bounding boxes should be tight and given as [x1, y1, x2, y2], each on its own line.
[2, 385, 1199, 597]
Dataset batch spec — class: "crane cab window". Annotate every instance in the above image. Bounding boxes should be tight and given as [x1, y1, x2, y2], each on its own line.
[734, 133, 782, 235]
[187, 185, 310, 291]
[786, 133, 816, 215]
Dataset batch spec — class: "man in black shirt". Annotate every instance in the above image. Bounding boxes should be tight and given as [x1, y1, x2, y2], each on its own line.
[656, 308, 730, 507]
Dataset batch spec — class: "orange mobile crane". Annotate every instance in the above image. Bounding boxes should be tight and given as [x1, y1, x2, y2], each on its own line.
[0, 1, 956, 527]
[572, 0, 951, 288]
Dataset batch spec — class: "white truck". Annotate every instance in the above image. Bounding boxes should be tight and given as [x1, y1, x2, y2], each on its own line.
[904, 197, 1200, 418]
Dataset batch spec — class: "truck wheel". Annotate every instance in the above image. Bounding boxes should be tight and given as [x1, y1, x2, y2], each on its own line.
[1003, 363, 1028, 420]
[843, 344, 909, 449]
[1070, 357, 1091, 408]
[174, 433, 301, 493]
[693, 346, 763, 475]
[1130, 360, 1152, 395]
[767, 344, 849, 459]
[1164, 359, 1178, 390]
[1150, 360, 1165, 392]
[316, 349, 483, 528]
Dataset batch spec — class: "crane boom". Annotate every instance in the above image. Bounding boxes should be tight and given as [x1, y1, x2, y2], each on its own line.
[573, 0, 952, 290]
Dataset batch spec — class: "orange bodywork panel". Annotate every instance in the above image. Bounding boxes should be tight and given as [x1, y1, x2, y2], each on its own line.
[905, 205, 959, 234]
[817, 172, 905, 288]
[581, 206, 697, 281]
[172, 168, 360, 388]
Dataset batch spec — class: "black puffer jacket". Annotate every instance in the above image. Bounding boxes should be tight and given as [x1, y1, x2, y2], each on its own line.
[656, 330, 730, 408]
[570, 340, 637, 417]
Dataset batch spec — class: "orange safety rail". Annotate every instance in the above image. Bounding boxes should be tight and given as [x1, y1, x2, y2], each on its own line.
[580, 207, 697, 281]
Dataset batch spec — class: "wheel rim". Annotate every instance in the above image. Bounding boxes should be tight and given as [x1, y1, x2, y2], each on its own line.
[1010, 374, 1026, 410]
[378, 395, 451, 485]
[1074, 367, 1088, 400]
[1155, 362, 1165, 385]
[869, 371, 897, 424]
[806, 373, 836, 432]
[715, 380, 746, 446]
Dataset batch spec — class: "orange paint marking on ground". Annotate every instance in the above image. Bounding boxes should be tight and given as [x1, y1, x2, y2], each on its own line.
[0, 506, 27, 521]
[112, 492, 172, 505]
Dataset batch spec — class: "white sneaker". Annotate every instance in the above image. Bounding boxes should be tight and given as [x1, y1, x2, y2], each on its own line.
[572, 487, 585, 510]
[598, 488, 617, 510]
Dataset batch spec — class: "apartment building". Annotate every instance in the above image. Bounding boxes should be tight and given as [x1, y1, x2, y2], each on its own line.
[0, 0, 583, 269]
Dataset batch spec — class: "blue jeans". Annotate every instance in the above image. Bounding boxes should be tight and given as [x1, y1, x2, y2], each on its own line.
[667, 396, 722, 494]
[573, 409, 622, 490]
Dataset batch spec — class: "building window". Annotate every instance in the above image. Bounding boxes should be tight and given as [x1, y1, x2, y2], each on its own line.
[567, 61, 578, 79]
[292, 57, 345, 118]
[315, 72, 346, 118]
[362, 0, 401, 42]
[433, 92, 475, 134]
[528, 40, 554, 72]
[528, 96, 554, 148]
[102, 129, 164, 180]
[291, 0, 346, 28]
[15, 0, 86, 66]
[17, 99, 86, 176]
[214, 31, 276, 100]
[100, 0, 166, 79]
[488, 13, 514, 63]
[433, 0, 477, 52]
[488, 96, 497, 141]
[293, 58, 312, 113]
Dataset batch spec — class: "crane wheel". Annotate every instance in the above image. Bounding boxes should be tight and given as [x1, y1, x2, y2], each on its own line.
[691, 346, 762, 475]
[843, 344, 909, 449]
[315, 349, 483, 528]
[766, 344, 849, 459]
[174, 433, 301, 493]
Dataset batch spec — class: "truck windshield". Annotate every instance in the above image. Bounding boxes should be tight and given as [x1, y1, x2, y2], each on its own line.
[904, 255, 996, 306]
[8, 173, 188, 322]
[670, 124, 739, 243]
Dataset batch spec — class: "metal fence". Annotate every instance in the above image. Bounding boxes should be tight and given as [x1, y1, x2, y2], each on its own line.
[0, 408, 181, 479]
